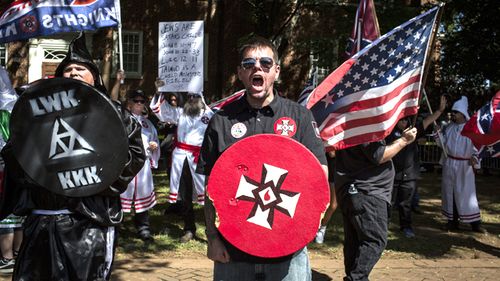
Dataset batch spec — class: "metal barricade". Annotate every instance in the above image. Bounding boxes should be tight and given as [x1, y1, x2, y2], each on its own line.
[417, 135, 500, 170]
[481, 156, 500, 170]
[418, 136, 442, 164]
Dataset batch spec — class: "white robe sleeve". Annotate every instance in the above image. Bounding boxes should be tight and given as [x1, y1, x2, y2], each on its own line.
[149, 121, 161, 169]
[150, 93, 180, 124]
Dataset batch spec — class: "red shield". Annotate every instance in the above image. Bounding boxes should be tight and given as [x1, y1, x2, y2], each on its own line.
[207, 134, 329, 258]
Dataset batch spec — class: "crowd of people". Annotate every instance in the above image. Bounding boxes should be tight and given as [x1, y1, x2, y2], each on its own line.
[0, 33, 490, 281]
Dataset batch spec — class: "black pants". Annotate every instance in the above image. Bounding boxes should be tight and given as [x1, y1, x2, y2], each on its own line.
[339, 191, 388, 281]
[134, 211, 150, 233]
[391, 179, 416, 229]
[178, 159, 196, 232]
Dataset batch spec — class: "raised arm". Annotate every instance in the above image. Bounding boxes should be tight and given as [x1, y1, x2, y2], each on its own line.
[422, 95, 447, 130]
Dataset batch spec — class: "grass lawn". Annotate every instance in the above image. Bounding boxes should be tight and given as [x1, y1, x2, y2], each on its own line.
[115, 169, 500, 261]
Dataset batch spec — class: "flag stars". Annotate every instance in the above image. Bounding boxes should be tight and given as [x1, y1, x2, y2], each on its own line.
[353, 72, 361, 80]
[379, 43, 387, 51]
[397, 38, 404, 45]
[388, 48, 396, 56]
[481, 113, 491, 121]
[405, 42, 412, 50]
[403, 56, 411, 64]
[379, 58, 387, 66]
[487, 146, 495, 154]
[388, 34, 396, 42]
[395, 65, 403, 74]
[420, 36, 427, 44]
[370, 79, 378, 87]
[370, 53, 379, 62]
[405, 28, 414, 36]
[386, 74, 395, 83]
[370, 68, 378, 76]
[322, 93, 335, 108]
[362, 77, 369, 84]
[414, 32, 421, 40]
[345, 81, 352, 88]
[361, 63, 369, 71]
[337, 90, 344, 98]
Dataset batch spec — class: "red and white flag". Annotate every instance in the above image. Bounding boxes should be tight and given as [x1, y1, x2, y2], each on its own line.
[345, 0, 381, 58]
[462, 91, 500, 156]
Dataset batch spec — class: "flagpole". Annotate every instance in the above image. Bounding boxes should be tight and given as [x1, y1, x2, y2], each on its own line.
[422, 89, 448, 157]
[412, 5, 444, 125]
[116, 0, 124, 84]
[418, 4, 445, 103]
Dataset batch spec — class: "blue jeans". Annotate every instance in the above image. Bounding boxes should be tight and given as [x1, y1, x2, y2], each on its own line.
[213, 247, 311, 281]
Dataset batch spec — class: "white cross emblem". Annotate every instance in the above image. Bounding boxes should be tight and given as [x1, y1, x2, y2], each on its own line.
[235, 163, 300, 229]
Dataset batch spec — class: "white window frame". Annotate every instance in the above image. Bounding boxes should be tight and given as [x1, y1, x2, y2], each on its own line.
[0, 44, 7, 67]
[114, 30, 143, 79]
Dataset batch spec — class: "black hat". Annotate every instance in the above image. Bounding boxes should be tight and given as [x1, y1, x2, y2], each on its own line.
[126, 89, 146, 100]
[55, 32, 106, 92]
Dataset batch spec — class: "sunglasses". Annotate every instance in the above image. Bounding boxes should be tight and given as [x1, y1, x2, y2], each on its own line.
[241, 57, 275, 70]
[133, 99, 146, 104]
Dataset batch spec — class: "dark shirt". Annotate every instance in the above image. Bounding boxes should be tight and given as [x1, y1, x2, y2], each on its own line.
[385, 122, 425, 181]
[196, 93, 327, 263]
[334, 141, 394, 203]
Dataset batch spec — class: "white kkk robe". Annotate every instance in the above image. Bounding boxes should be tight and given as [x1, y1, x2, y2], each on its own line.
[438, 122, 481, 223]
[150, 94, 213, 205]
[120, 115, 159, 213]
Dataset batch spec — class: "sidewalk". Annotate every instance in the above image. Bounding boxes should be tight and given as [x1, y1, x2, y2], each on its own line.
[1, 257, 499, 280]
[110, 258, 500, 281]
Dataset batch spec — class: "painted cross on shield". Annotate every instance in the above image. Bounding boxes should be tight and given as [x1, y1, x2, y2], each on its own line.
[235, 163, 300, 229]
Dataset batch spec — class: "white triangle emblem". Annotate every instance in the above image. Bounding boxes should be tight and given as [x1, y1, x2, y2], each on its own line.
[49, 118, 95, 160]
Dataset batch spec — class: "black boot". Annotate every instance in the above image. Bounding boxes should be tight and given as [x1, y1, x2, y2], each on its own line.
[471, 221, 486, 233]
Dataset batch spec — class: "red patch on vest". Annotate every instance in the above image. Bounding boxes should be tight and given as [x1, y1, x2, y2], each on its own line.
[273, 117, 297, 137]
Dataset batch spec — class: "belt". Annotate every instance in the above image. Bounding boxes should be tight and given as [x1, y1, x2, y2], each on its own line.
[174, 141, 201, 163]
[447, 155, 469, 161]
[32, 209, 73, 215]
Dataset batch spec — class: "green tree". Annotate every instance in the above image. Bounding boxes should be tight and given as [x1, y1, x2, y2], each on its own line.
[439, 0, 500, 98]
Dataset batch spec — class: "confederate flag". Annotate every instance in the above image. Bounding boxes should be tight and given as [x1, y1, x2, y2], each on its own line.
[462, 91, 500, 150]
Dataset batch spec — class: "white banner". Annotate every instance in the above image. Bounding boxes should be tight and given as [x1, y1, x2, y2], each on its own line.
[158, 21, 204, 94]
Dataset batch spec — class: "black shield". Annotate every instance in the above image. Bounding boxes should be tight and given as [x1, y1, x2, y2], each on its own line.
[10, 78, 128, 197]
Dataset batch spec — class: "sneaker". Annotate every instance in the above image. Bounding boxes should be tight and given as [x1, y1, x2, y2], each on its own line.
[138, 230, 154, 242]
[402, 227, 415, 238]
[180, 231, 194, 243]
[0, 258, 14, 274]
[315, 226, 327, 244]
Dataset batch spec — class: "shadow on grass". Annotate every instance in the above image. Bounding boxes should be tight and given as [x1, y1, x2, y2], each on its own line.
[116, 172, 208, 257]
[117, 170, 500, 260]
[384, 170, 500, 258]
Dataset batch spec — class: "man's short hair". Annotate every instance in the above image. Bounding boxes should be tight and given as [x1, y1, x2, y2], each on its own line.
[238, 36, 279, 63]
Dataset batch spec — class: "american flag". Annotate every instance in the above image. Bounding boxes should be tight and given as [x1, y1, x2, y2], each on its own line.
[462, 90, 500, 154]
[345, 0, 381, 58]
[297, 67, 318, 106]
[306, 6, 440, 150]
